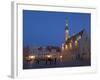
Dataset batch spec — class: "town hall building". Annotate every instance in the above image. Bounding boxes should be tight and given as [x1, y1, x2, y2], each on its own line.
[61, 18, 91, 62]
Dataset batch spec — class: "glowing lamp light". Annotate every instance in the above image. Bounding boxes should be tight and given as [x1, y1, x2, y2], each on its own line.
[60, 55, 63, 62]
[66, 30, 68, 33]
[75, 40, 78, 44]
[60, 55, 63, 59]
[47, 55, 52, 58]
[29, 55, 35, 59]
[69, 43, 72, 49]
[65, 45, 68, 50]
[75, 40, 78, 47]
[62, 43, 64, 51]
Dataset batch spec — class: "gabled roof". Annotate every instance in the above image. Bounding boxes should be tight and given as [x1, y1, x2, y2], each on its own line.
[66, 29, 85, 44]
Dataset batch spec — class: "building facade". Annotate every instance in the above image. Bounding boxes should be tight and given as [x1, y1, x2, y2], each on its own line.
[61, 18, 91, 61]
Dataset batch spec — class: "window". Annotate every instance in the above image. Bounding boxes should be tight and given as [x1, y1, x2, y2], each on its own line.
[69, 43, 72, 49]
[75, 40, 78, 48]
[65, 44, 68, 50]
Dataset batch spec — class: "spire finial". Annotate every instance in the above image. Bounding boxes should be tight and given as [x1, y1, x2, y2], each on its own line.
[65, 17, 68, 30]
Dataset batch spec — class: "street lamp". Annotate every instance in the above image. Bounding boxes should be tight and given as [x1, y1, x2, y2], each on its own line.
[59, 55, 63, 62]
[47, 55, 52, 58]
[60, 55, 63, 59]
[29, 55, 35, 60]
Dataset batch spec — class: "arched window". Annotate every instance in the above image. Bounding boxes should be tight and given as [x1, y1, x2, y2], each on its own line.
[69, 43, 72, 49]
[75, 40, 78, 48]
[65, 44, 68, 50]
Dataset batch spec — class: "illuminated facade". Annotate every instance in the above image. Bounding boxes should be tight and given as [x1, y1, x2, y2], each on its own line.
[62, 18, 69, 50]
[62, 18, 90, 61]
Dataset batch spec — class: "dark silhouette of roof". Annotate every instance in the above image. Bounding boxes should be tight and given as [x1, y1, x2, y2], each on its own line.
[66, 29, 85, 44]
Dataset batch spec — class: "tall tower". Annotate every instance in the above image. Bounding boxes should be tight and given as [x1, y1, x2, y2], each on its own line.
[62, 18, 69, 51]
[65, 18, 69, 42]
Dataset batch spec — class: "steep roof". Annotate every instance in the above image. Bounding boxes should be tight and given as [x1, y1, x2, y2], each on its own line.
[66, 29, 85, 44]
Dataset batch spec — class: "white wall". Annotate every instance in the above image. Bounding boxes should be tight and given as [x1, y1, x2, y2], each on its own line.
[0, 0, 100, 80]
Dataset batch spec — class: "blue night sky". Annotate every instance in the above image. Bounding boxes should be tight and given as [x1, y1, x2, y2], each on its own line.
[23, 10, 91, 47]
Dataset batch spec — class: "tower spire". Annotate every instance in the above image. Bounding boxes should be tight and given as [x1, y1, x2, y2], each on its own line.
[65, 17, 68, 30]
[65, 17, 69, 41]
[62, 17, 69, 51]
